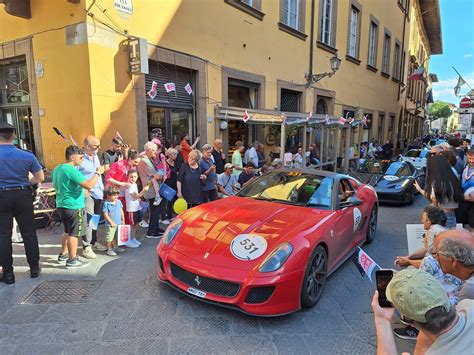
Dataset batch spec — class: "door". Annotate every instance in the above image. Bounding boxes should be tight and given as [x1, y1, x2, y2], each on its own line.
[1, 107, 34, 153]
[147, 106, 193, 145]
[171, 109, 192, 144]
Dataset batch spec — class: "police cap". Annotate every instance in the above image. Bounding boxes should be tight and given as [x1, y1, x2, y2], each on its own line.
[0, 122, 16, 132]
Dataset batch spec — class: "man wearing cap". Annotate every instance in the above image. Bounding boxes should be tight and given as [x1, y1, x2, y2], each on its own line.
[371, 269, 473, 354]
[217, 163, 240, 197]
[0, 122, 44, 284]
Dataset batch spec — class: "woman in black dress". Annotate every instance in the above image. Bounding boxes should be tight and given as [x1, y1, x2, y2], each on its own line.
[165, 147, 179, 219]
[177, 150, 205, 207]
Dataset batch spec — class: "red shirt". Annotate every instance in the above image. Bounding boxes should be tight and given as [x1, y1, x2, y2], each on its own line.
[181, 139, 191, 162]
[105, 160, 129, 187]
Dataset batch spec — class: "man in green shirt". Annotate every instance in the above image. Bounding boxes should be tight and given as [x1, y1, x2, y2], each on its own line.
[52, 145, 104, 268]
[232, 141, 245, 177]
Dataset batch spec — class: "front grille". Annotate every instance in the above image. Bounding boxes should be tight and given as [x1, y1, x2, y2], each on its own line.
[170, 263, 240, 297]
[158, 257, 165, 273]
[245, 286, 275, 304]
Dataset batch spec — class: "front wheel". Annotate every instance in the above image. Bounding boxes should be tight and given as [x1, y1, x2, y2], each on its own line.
[301, 246, 327, 308]
[365, 205, 378, 244]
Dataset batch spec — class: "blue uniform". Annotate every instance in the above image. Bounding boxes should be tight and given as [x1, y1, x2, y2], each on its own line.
[0, 145, 42, 187]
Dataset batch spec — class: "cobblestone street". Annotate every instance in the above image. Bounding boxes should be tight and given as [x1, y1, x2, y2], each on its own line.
[0, 196, 427, 354]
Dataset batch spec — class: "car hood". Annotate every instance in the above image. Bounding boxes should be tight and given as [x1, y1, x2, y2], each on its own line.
[349, 172, 382, 186]
[350, 172, 412, 188]
[171, 197, 334, 271]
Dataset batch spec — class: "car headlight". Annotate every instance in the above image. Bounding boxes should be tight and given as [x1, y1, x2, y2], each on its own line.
[258, 243, 293, 273]
[162, 218, 183, 245]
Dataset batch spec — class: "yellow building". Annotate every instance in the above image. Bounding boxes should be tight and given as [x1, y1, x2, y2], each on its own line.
[0, 0, 442, 169]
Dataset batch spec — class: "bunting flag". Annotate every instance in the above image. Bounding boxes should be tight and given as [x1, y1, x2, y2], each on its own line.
[351, 247, 381, 282]
[338, 117, 346, 125]
[408, 66, 424, 81]
[347, 116, 355, 125]
[184, 83, 193, 95]
[361, 115, 368, 126]
[306, 111, 313, 121]
[53, 127, 67, 140]
[243, 110, 250, 123]
[115, 131, 124, 142]
[69, 135, 78, 147]
[325, 114, 330, 125]
[164, 82, 176, 93]
[454, 75, 466, 96]
[147, 80, 158, 99]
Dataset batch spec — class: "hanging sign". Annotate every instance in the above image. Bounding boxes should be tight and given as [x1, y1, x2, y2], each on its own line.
[128, 37, 148, 74]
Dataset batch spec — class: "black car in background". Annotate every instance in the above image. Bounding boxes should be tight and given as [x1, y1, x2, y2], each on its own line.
[349, 159, 425, 205]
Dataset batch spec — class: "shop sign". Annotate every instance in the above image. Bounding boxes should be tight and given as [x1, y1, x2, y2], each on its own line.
[252, 113, 284, 123]
[128, 37, 149, 75]
[114, 0, 133, 15]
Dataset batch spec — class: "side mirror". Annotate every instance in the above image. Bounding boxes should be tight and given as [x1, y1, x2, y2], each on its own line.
[340, 196, 363, 208]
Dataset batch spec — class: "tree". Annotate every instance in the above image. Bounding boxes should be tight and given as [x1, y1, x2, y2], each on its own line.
[429, 101, 453, 121]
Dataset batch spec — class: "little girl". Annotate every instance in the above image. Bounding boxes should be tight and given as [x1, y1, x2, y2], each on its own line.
[124, 170, 150, 246]
[103, 186, 125, 256]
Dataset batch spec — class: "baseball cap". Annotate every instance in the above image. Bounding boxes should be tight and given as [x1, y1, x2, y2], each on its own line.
[0, 122, 15, 132]
[224, 163, 234, 169]
[386, 269, 451, 323]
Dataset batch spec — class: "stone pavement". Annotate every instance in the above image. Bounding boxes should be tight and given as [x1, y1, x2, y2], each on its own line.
[0, 197, 427, 354]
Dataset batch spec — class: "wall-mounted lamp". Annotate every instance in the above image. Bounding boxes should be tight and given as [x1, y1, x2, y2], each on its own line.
[305, 54, 341, 84]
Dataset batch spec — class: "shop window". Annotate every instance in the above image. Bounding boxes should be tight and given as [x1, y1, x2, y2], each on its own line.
[0, 56, 29, 105]
[280, 89, 301, 112]
[228, 78, 259, 109]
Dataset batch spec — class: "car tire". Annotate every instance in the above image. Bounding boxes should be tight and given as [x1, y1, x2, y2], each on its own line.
[365, 205, 378, 244]
[300, 245, 327, 308]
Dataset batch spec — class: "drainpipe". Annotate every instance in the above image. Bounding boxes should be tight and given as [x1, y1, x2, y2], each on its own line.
[307, 0, 315, 84]
[398, 1, 408, 101]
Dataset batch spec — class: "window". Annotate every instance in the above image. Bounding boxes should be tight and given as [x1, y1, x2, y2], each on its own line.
[378, 113, 385, 143]
[392, 42, 400, 79]
[320, 0, 333, 45]
[224, 0, 264, 20]
[280, 89, 301, 112]
[282, 0, 299, 29]
[228, 78, 259, 109]
[242, 0, 253, 6]
[316, 98, 328, 114]
[348, 6, 359, 58]
[368, 20, 378, 67]
[382, 32, 391, 74]
[401, 50, 406, 83]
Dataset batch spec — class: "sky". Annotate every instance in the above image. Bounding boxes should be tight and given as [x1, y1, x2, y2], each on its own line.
[430, 0, 474, 105]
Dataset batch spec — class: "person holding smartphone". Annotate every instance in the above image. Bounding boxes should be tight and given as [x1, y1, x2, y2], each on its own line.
[199, 144, 218, 202]
[371, 269, 473, 355]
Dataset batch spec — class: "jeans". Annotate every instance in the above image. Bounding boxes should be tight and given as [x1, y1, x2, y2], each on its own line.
[84, 195, 103, 247]
[147, 197, 166, 236]
[0, 189, 40, 272]
[445, 210, 456, 229]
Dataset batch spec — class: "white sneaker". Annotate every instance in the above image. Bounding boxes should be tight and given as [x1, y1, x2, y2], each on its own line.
[153, 197, 162, 206]
[92, 243, 108, 252]
[107, 249, 117, 256]
[132, 238, 141, 246]
[139, 220, 149, 228]
[162, 219, 171, 225]
[82, 246, 97, 259]
[125, 240, 139, 248]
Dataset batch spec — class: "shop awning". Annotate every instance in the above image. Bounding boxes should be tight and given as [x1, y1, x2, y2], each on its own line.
[215, 106, 340, 126]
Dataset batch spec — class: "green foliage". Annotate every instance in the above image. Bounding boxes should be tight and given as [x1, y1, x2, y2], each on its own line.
[429, 101, 453, 120]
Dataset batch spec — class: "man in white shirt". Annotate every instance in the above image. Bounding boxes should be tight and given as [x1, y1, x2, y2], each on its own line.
[247, 141, 259, 167]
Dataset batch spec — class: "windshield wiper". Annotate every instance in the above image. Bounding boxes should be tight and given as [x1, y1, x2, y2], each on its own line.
[305, 202, 329, 207]
[253, 196, 275, 202]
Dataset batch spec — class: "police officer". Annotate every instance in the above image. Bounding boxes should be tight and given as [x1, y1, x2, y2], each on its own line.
[0, 122, 44, 284]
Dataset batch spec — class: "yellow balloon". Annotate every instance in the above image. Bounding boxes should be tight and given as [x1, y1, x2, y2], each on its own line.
[173, 198, 188, 214]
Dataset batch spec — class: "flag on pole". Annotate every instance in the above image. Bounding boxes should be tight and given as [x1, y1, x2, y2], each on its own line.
[351, 247, 381, 281]
[408, 66, 424, 81]
[164, 82, 176, 93]
[115, 131, 124, 143]
[184, 83, 193, 95]
[306, 112, 313, 121]
[147, 81, 158, 99]
[69, 135, 78, 147]
[454, 76, 466, 96]
[53, 127, 67, 141]
[243, 110, 250, 123]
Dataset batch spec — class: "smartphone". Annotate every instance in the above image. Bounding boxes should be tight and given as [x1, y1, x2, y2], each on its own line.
[376, 269, 394, 307]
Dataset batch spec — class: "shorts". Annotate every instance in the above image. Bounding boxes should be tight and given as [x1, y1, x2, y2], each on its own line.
[105, 226, 118, 242]
[58, 208, 87, 237]
[125, 211, 140, 225]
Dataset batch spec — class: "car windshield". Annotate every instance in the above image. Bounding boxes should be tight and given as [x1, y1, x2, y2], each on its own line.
[419, 150, 432, 159]
[357, 160, 391, 174]
[238, 171, 334, 208]
[385, 162, 402, 176]
[405, 150, 420, 158]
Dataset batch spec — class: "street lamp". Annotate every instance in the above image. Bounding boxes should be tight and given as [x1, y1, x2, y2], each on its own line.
[305, 54, 341, 84]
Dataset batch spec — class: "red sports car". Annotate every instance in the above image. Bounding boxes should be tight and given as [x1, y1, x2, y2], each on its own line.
[157, 169, 378, 316]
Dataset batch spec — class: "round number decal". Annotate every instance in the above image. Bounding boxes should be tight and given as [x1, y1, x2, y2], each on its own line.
[384, 175, 398, 181]
[230, 234, 267, 261]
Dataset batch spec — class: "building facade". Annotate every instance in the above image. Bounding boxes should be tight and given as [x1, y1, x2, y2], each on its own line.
[0, 0, 441, 169]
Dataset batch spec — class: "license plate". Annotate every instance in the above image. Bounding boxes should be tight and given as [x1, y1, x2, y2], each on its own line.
[187, 287, 206, 298]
